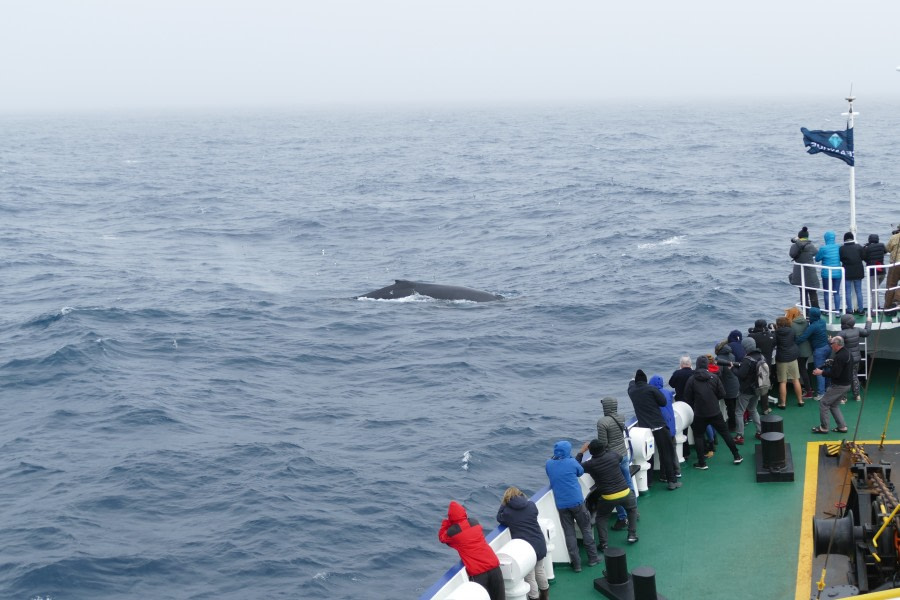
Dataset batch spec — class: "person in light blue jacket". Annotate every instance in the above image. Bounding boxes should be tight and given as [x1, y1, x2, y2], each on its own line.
[545, 440, 600, 571]
[815, 230, 842, 312]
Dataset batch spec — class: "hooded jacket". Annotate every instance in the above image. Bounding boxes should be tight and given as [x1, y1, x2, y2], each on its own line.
[683, 364, 726, 418]
[840, 237, 866, 280]
[815, 231, 843, 279]
[727, 330, 746, 361]
[439, 501, 500, 576]
[714, 344, 740, 399]
[649, 375, 676, 436]
[862, 235, 887, 269]
[748, 319, 776, 364]
[596, 397, 628, 457]
[496, 495, 547, 561]
[736, 337, 766, 394]
[775, 325, 800, 363]
[796, 307, 829, 349]
[545, 440, 585, 509]
[838, 314, 872, 361]
[627, 371, 667, 430]
[888, 231, 900, 263]
[790, 314, 812, 357]
[790, 237, 821, 287]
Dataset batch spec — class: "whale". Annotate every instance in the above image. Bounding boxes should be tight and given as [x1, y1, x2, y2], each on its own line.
[358, 280, 503, 302]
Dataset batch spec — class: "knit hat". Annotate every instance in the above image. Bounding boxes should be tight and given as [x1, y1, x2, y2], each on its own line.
[754, 318, 767, 330]
[634, 369, 647, 383]
[844, 231, 854, 242]
[588, 439, 606, 455]
[741, 337, 757, 352]
[869, 233, 879, 243]
[797, 226, 809, 239]
[696, 355, 709, 369]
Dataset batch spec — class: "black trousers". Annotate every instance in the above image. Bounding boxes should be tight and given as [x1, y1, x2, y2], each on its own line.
[470, 566, 505, 600]
[652, 428, 678, 483]
[691, 413, 740, 465]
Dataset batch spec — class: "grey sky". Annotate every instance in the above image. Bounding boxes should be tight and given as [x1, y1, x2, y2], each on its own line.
[3, 0, 899, 112]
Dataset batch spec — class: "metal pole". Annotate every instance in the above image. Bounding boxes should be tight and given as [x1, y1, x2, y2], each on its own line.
[842, 96, 859, 236]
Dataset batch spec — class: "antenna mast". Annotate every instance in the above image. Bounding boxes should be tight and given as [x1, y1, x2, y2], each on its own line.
[841, 89, 858, 236]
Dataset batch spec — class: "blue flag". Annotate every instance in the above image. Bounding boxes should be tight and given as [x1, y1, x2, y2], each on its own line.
[801, 126, 854, 166]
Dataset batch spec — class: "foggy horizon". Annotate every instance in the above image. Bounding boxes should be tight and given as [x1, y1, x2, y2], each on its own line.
[3, 0, 899, 114]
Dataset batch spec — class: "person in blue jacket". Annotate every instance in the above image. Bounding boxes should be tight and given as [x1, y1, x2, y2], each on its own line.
[815, 230, 843, 312]
[545, 440, 600, 572]
[649, 374, 680, 478]
[795, 306, 829, 398]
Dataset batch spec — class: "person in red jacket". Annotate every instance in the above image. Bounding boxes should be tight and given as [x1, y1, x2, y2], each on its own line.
[439, 501, 505, 600]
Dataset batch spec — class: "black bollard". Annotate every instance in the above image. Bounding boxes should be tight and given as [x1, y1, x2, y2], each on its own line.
[604, 547, 629, 585]
[761, 413, 783, 434]
[632, 566, 659, 600]
[761, 432, 786, 470]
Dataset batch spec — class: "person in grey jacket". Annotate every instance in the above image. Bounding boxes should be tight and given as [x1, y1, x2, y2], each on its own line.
[596, 396, 635, 529]
[837, 313, 873, 402]
[790, 226, 820, 308]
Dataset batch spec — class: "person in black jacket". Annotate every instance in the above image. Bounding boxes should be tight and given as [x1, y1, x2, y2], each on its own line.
[774, 316, 804, 409]
[628, 369, 679, 489]
[811, 336, 850, 433]
[748, 319, 777, 409]
[668, 356, 694, 403]
[862, 233, 887, 309]
[579, 439, 638, 549]
[840, 232, 866, 314]
[497, 487, 549, 600]
[683, 356, 743, 469]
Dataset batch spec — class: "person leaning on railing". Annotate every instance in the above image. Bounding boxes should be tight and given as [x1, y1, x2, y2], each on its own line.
[862, 233, 887, 310]
[790, 226, 820, 308]
[885, 225, 900, 313]
[815, 230, 843, 313]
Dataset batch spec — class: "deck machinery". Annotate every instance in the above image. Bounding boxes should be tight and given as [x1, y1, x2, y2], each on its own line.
[812, 442, 900, 598]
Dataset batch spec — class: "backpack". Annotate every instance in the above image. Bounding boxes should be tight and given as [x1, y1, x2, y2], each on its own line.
[750, 355, 770, 391]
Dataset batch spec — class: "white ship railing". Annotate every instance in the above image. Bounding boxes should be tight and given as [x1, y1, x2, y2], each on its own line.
[791, 258, 900, 376]
[790, 261, 847, 318]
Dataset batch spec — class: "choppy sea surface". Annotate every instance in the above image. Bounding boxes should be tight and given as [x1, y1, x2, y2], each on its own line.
[1, 100, 898, 599]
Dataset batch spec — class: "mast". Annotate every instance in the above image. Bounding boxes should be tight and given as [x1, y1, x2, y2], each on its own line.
[841, 95, 859, 236]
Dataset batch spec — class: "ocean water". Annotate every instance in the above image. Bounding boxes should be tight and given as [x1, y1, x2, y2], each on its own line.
[1, 100, 898, 600]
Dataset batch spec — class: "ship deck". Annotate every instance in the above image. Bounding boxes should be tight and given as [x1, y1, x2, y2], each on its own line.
[549, 359, 900, 600]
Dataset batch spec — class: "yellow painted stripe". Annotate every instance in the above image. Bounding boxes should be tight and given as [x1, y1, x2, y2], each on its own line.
[796, 441, 821, 600]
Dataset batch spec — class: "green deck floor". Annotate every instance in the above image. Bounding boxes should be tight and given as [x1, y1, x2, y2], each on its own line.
[549, 359, 900, 600]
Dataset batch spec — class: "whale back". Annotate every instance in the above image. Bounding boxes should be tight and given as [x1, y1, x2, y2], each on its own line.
[358, 280, 501, 302]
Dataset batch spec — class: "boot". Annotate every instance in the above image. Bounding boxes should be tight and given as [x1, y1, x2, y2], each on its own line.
[539, 588, 550, 600]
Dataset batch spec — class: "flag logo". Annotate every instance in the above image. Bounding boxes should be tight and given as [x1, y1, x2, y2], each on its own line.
[800, 127, 854, 166]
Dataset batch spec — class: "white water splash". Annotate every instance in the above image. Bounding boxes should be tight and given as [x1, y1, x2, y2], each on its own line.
[461, 450, 472, 471]
[637, 235, 682, 250]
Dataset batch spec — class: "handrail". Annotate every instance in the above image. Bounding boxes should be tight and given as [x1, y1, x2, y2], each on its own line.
[790, 260, 847, 317]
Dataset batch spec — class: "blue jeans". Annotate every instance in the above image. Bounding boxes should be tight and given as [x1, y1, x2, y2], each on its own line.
[813, 344, 831, 395]
[615, 453, 637, 521]
[844, 278, 863, 312]
[823, 277, 842, 312]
